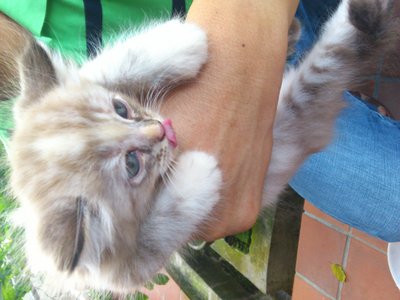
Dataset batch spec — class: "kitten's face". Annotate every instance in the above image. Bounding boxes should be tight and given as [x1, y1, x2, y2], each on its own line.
[12, 81, 173, 206]
[9, 44, 177, 291]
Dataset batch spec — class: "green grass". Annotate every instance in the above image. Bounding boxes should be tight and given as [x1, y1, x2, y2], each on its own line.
[0, 145, 31, 300]
[0, 196, 31, 300]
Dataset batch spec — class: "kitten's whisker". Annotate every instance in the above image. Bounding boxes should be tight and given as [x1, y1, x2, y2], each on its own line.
[145, 87, 160, 111]
[167, 159, 178, 174]
[161, 172, 174, 188]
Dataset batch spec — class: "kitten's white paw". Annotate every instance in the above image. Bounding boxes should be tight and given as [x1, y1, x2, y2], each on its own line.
[172, 151, 222, 212]
[150, 20, 208, 79]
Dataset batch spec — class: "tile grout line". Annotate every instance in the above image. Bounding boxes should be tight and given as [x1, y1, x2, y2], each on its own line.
[303, 212, 349, 235]
[304, 212, 387, 255]
[296, 272, 336, 300]
[336, 229, 352, 300]
[351, 235, 387, 255]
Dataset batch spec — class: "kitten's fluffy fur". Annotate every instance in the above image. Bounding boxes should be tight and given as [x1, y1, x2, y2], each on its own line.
[7, 0, 397, 294]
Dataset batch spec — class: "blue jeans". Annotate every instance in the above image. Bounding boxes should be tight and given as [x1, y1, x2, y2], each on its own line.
[289, 1, 400, 242]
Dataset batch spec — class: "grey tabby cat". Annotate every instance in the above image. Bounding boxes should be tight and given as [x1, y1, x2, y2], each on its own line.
[7, 0, 398, 294]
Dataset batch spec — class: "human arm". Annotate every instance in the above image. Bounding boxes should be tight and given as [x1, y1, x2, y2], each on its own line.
[161, 0, 299, 240]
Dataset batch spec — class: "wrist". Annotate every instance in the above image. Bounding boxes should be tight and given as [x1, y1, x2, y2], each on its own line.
[184, 0, 295, 130]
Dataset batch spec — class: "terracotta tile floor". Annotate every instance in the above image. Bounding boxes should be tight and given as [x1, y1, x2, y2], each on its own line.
[295, 215, 347, 297]
[293, 275, 333, 300]
[341, 239, 398, 299]
[292, 201, 400, 300]
[303, 202, 350, 232]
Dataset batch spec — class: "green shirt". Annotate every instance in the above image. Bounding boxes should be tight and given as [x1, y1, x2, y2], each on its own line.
[0, 0, 193, 58]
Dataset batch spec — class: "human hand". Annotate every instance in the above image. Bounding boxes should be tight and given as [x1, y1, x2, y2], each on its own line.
[161, 0, 299, 241]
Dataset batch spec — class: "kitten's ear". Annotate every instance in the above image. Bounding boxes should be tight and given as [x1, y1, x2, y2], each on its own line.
[19, 41, 58, 102]
[38, 197, 86, 272]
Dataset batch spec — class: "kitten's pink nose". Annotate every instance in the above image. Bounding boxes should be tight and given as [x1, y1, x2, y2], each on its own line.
[140, 121, 165, 142]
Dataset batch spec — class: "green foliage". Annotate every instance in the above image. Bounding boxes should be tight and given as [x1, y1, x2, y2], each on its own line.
[127, 292, 149, 300]
[0, 146, 9, 193]
[143, 281, 154, 290]
[0, 146, 31, 300]
[224, 229, 252, 254]
[152, 273, 169, 285]
[0, 194, 31, 299]
[87, 290, 114, 300]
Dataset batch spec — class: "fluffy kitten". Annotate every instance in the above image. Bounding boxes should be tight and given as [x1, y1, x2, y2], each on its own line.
[7, 0, 397, 294]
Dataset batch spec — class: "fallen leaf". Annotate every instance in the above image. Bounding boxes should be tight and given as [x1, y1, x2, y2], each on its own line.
[331, 263, 347, 282]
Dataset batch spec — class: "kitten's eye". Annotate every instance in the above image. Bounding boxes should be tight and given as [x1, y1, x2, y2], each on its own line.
[126, 151, 140, 178]
[113, 99, 129, 119]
